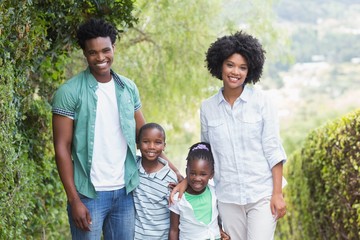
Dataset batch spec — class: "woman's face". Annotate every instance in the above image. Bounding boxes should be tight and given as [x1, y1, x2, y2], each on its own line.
[221, 53, 248, 90]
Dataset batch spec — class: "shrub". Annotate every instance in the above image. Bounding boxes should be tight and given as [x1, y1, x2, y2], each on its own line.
[278, 109, 360, 239]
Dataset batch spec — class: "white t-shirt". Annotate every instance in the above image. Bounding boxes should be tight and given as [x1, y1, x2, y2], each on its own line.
[90, 78, 127, 190]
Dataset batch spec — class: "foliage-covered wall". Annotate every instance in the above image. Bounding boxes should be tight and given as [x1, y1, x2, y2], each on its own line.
[278, 109, 360, 240]
[0, 0, 136, 238]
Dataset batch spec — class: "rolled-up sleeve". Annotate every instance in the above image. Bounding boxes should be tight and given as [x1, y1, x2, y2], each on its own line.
[261, 94, 287, 169]
[51, 83, 76, 119]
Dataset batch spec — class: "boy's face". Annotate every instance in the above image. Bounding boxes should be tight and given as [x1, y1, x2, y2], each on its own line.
[138, 128, 166, 162]
[186, 159, 214, 195]
[83, 36, 114, 82]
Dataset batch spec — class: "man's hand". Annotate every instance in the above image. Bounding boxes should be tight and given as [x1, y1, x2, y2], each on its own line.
[70, 199, 92, 231]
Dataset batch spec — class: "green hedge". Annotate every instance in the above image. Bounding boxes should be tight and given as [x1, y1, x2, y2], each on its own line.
[0, 1, 136, 238]
[279, 109, 360, 239]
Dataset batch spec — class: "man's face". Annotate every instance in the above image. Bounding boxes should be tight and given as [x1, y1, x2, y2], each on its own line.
[83, 36, 114, 82]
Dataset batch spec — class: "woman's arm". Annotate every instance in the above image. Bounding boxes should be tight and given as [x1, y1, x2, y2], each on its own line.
[270, 162, 286, 220]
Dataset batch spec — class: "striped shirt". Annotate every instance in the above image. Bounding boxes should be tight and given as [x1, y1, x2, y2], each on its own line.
[133, 156, 177, 240]
[200, 85, 287, 205]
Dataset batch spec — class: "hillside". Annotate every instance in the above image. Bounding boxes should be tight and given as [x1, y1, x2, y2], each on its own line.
[270, 0, 360, 154]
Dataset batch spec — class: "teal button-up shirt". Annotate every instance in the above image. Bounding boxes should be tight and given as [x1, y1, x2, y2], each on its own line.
[52, 68, 141, 198]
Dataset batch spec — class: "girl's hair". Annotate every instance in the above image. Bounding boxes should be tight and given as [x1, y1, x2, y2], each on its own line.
[205, 31, 266, 85]
[137, 122, 166, 144]
[76, 18, 118, 50]
[186, 142, 214, 172]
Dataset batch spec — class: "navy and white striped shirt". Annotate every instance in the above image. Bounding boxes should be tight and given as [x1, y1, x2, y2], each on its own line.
[133, 156, 177, 240]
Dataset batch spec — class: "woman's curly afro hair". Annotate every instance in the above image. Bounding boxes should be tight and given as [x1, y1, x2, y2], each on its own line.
[205, 31, 266, 84]
[76, 18, 118, 50]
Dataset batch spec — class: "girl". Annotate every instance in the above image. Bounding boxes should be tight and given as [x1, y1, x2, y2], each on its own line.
[168, 142, 229, 240]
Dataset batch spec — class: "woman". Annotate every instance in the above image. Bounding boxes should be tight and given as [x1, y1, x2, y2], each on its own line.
[173, 31, 287, 240]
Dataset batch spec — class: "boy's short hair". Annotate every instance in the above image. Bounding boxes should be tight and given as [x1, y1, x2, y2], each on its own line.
[137, 123, 166, 143]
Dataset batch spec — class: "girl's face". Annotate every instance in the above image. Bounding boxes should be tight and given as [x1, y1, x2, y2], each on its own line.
[186, 158, 214, 195]
[138, 128, 166, 162]
[83, 36, 114, 83]
[221, 53, 248, 90]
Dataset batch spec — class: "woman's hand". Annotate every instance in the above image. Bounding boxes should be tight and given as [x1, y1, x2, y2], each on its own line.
[270, 193, 286, 220]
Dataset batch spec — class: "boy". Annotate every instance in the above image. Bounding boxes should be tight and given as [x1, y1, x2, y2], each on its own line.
[134, 123, 177, 239]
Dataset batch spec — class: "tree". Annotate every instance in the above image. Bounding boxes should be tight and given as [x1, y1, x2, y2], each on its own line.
[0, 0, 136, 238]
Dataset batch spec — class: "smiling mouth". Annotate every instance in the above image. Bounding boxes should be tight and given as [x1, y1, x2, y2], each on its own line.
[229, 76, 240, 81]
[95, 61, 108, 68]
[146, 151, 157, 157]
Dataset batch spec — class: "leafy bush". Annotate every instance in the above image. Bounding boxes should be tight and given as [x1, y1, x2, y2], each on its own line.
[0, 0, 136, 238]
[278, 109, 360, 240]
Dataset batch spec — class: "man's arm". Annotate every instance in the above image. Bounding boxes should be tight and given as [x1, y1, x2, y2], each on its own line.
[52, 114, 91, 231]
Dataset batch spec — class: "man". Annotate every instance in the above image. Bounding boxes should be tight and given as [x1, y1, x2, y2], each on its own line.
[52, 18, 178, 239]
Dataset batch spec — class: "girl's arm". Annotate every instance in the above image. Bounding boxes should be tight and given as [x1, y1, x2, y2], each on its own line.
[168, 211, 180, 240]
[270, 162, 286, 220]
[218, 215, 230, 240]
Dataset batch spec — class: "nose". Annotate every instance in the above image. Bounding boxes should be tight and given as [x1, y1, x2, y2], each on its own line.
[96, 52, 105, 61]
[232, 67, 241, 75]
[193, 175, 202, 181]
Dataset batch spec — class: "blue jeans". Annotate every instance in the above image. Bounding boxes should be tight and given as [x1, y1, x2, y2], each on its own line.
[67, 188, 135, 240]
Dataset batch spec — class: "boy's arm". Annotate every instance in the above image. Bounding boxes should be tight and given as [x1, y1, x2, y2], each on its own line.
[169, 179, 188, 204]
[161, 152, 184, 182]
[168, 211, 180, 240]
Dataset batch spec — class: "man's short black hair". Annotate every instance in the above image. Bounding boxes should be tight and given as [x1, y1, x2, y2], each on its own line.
[76, 18, 118, 50]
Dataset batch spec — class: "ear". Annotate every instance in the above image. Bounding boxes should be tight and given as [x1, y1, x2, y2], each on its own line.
[210, 170, 214, 179]
[163, 142, 167, 150]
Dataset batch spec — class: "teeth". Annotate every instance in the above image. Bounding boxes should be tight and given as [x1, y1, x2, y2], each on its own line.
[96, 62, 107, 67]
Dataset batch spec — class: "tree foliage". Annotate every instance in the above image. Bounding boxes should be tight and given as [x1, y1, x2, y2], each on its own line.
[0, 0, 136, 238]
